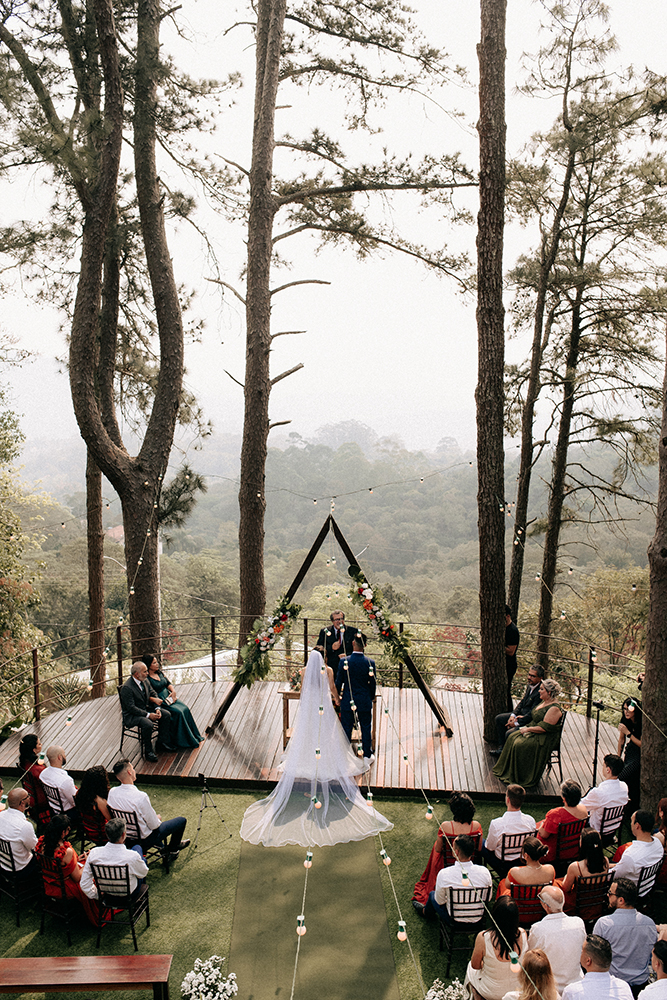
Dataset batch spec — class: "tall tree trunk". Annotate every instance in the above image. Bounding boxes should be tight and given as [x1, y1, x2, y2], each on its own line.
[536, 288, 583, 667]
[86, 450, 106, 697]
[642, 331, 667, 813]
[237, 0, 287, 655]
[476, 0, 507, 742]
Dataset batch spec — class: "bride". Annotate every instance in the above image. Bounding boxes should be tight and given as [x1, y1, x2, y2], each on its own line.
[240, 648, 393, 847]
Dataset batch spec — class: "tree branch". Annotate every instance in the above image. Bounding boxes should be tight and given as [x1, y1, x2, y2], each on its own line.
[270, 279, 331, 295]
[270, 363, 304, 385]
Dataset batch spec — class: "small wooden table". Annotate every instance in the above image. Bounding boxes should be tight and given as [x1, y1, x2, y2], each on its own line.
[0, 955, 172, 999]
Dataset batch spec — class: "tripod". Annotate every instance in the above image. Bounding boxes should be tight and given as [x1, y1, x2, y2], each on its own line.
[587, 701, 606, 794]
[188, 772, 232, 858]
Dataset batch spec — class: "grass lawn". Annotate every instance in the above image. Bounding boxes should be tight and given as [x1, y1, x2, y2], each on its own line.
[1, 785, 659, 1000]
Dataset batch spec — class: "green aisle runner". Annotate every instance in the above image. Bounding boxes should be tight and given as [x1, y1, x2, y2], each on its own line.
[229, 839, 401, 1000]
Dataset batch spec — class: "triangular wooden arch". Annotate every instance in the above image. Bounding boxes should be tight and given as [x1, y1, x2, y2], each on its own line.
[208, 514, 453, 736]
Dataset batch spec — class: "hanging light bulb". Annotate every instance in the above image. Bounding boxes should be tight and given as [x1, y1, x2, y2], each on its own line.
[384, 706, 389, 715]
[315, 747, 321, 759]
[311, 796, 322, 809]
[65, 715, 73, 726]
[332, 556, 336, 564]
[535, 573, 540, 580]
[397, 921, 407, 941]
[313, 499, 317, 504]
[568, 567, 573, 575]
[357, 747, 363, 757]
[137, 558, 143, 565]
[381, 849, 391, 866]
[420, 477, 424, 483]
[425, 805, 434, 820]
[366, 791, 374, 805]
[326, 558, 330, 566]
[369, 488, 373, 493]
[403, 753, 409, 762]
[509, 951, 520, 974]
[304, 852, 313, 869]
[319, 705, 324, 716]
[296, 915, 307, 936]
[130, 587, 135, 595]
[350, 701, 356, 711]
[560, 610, 566, 620]
[631, 583, 637, 592]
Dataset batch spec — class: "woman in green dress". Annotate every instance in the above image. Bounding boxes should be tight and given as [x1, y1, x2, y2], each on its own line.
[142, 654, 204, 749]
[493, 679, 562, 788]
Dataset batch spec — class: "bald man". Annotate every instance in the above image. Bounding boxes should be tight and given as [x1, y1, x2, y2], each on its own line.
[39, 745, 78, 818]
[528, 884, 587, 992]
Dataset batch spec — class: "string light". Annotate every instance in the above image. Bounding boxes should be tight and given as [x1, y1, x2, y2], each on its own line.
[366, 791, 373, 805]
[509, 951, 520, 974]
[380, 849, 391, 866]
[65, 715, 72, 726]
[535, 573, 540, 580]
[315, 747, 320, 759]
[568, 567, 573, 575]
[560, 610, 566, 620]
[130, 587, 135, 595]
[397, 921, 407, 941]
[631, 584, 637, 592]
[425, 805, 434, 820]
[296, 915, 306, 936]
[303, 852, 313, 869]
[318, 704, 324, 716]
[311, 796, 322, 809]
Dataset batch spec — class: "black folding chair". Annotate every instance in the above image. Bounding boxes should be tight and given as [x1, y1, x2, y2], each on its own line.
[599, 805, 625, 848]
[486, 831, 533, 879]
[0, 838, 40, 927]
[117, 686, 158, 758]
[574, 870, 613, 929]
[438, 884, 493, 977]
[107, 806, 167, 872]
[90, 862, 150, 951]
[552, 817, 586, 876]
[36, 852, 78, 945]
[510, 881, 550, 926]
[545, 710, 567, 782]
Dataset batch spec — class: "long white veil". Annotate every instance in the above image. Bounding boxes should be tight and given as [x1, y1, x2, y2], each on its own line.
[240, 649, 393, 847]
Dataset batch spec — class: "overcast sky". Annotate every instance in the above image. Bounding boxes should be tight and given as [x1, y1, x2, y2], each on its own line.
[3, 0, 665, 464]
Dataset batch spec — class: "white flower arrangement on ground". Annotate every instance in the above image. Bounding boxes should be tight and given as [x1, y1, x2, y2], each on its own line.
[425, 978, 468, 1000]
[181, 956, 238, 1000]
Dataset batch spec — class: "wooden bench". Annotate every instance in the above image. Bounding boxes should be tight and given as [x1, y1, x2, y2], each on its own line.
[0, 954, 172, 999]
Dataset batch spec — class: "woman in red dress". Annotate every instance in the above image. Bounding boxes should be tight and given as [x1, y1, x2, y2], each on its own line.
[75, 765, 111, 845]
[497, 836, 555, 897]
[35, 814, 98, 926]
[557, 826, 609, 917]
[18, 734, 51, 832]
[535, 779, 588, 863]
[412, 791, 483, 912]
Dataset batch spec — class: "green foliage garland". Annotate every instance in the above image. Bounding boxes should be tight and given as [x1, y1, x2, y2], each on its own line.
[347, 566, 411, 664]
[235, 596, 302, 688]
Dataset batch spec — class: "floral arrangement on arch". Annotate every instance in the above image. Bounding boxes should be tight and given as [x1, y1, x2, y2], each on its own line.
[348, 566, 411, 664]
[235, 595, 302, 688]
[181, 955, 237, 1000]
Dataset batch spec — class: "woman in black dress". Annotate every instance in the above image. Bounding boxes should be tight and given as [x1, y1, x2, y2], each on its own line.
[617, 696, 642, 809]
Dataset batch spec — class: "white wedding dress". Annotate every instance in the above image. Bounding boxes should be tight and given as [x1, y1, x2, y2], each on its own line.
[240, 650, 393, 847]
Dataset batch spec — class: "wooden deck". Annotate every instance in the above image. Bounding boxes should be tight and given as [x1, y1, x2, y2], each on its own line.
[0, 681, 619, 800]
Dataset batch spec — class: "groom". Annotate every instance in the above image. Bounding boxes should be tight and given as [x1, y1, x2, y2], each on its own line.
[336, 636, 376, 764]
[317, 610, 360, 672]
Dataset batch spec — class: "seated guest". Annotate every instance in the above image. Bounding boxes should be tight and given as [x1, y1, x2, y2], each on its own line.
[142, 654, 204, 749]
[0, 788, 39, 880]
[593, 877, 657, 994]
[412, 791, 483, 912]
[484, 784, 536, 876]
[39, 745, 78, 819]
[561, 935, 633, 1000]
[497, 836, 555, 897]
[612, 810, 664, 891]
[80, 817, 148, 901]
[558, 827, 609, 917]
[491, 665, 545, 755]
[492, 679, 563, 788]
[465, 898, 529, 1000]
[580, 754, 629, 832]
[107, 759, 189, 862]
[638, 941, 667, 999]
[17, 734, 50, 832]
[75, 766, 111, 845]
[527, 885, 586, 993]
[500, 947, 559, 1000]
[536, 779, 588, 863]
[35, 814, 98, 925]
[120, 660, 172, 761]
[422, 834, 492, 923]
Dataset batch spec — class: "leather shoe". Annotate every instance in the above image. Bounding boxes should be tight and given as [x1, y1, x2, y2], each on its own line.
[176, 839, 190, 852]
[489, 747, 502, 756]
[144, 751, 158, 762]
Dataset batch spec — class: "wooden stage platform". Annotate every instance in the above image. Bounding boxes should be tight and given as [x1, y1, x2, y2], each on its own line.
[0, 681, 620, 800]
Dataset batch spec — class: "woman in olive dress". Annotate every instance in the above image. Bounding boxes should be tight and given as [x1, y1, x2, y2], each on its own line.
[492, 679, 563, 788]
[141, 654, 203, 749]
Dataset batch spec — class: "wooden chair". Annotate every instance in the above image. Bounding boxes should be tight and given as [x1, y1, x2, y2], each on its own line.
[36, 852, 78, 945]
[21, 771, 51, 833]
[438, 884, 493, 977]
[545, 710, 567, 782]
[573, 870, 613, 928]
[441, 830, 483, 867]
[90, 862, 150, 951]
[107, 807, 167, 872]
[0, 838, 41, 927]
[599, 804, 625, 847]
[636, 858, 663, 900]
[41, 782, 67, 816]
[486, 831, 532, 879]
[509, 881, 548, 926]
[117, 686, 158, 758]
[552, 817, 586, 876]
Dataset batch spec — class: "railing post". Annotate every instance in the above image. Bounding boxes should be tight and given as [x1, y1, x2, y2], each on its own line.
[117, 625, 124, 686]
[398, 621, 404, 689]
[211, 615, 216, 682]
[303, 618, 309, 665]
[32, 647, 41, 721]
[586, 646, 595, 718]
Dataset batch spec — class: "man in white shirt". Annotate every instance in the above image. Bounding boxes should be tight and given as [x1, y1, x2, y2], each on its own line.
[638, 940, 667, 999]
[580, 754, 629, 833]
[423, 834, 492, 923]
[39, 745, 78, 817]
[483, 784, 536, 875]
[80, 817, 149, 899]
[528, 885, 586, 992]
[0, 788, 39, 879]
[107, 759, 189, 862]
[612, 811, 664, 893]
[562, 935, 633, 1000]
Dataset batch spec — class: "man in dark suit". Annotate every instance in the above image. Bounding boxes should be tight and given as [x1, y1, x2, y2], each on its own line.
[336, 635, 376, 764]
[490, 663, 545, 754]
[317, 610, 360, 672]
[120, 661, 173, 761]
